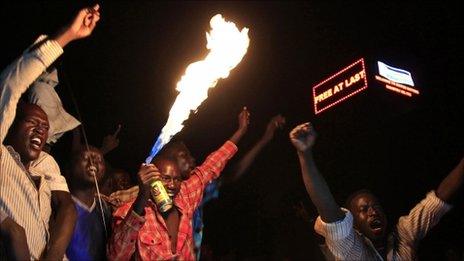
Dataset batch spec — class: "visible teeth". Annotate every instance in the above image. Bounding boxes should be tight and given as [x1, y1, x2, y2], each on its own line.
[372, 227, 382, 233]
[31, 138, 41, 145]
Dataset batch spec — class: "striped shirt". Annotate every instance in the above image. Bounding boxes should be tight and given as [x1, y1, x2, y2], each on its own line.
[1, 146, 52, 259]
[314, 191, 452, 261]
[30, 151, 70, 192]
[107, 141, 238, 261]
[0, 35, 63, 259]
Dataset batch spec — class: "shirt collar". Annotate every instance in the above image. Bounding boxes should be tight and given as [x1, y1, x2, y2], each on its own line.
[354, 229, 385, 261]
[6, 146, 27, 169]
[72, 195, 97, 212]
[6, 145, 44, 179]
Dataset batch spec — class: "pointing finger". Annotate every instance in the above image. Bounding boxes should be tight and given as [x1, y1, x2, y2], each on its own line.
[113, 124, 122, 137]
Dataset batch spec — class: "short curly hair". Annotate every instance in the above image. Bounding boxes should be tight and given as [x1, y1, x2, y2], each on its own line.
[344, 189, 378, 210]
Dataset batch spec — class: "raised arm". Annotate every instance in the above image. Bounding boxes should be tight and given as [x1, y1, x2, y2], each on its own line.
[436, 155, 464, 203]
[181, 108, 248, 208]
[229, 106, 250, 145]
[289, 122, 344, 223]
[0, 37, 63, 144]
[40, 5, 100, 260]
[0, 4, 100, 146]
[195, 107, 249, 183]
[392, 157, 463, 259]
[101, 124, 122, 155]
[227, 114, 285, 183]
[132, 164, 160, 216]
[52, 4, 101, 48]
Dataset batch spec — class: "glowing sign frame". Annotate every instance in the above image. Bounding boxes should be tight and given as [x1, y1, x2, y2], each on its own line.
[312, 58, 368, 114]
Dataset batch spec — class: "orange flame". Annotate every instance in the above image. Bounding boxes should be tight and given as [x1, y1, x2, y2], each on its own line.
[146, 14, 249, 162]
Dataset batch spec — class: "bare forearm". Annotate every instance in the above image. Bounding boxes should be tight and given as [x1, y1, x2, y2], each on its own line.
[298, 150, 344, 222]
[45, 198, 77, 260]
[0, 218, 31, 260]
[229, 128, 246, 145]
[436, 157, 464, 203]
[51, 29, 75, 48]
[229, 137, 268, 183]
[0, 37, 63, 143]
[132, 191, 149, 216]
[10, 234, 31, 260]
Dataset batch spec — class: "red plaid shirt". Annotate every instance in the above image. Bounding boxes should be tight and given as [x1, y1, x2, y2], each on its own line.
[107, 141, 237, 260]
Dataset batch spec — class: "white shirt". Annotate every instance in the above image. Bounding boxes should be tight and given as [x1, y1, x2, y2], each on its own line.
[315, 191, 452, 261]
[30, 151, 69, 192]
[1, 146, 52, 259]
[0, 35, 63, 259]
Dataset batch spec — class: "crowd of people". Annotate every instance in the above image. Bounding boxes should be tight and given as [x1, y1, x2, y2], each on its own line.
[0, 4, 462, 261]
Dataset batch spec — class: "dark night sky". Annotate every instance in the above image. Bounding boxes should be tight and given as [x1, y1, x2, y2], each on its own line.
[1, 1, 463, 259]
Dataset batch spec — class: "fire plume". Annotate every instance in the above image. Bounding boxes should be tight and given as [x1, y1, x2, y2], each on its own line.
[146, 14, 249, 163]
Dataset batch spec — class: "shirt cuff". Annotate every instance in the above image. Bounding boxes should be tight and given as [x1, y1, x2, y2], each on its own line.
[223, 140, 239, 155]
[49, 182, 70, 192]
[30, 35, 64, 68]
[314, 208, 354, 240]
[124, 210, 146, 232]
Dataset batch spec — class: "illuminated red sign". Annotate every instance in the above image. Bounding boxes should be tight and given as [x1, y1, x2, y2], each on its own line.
[312, 58, 368, 114]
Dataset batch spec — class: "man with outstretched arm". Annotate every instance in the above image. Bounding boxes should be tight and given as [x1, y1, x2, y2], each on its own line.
[289, 122, 463, 260]
[0, 5, 100, 260]
[107, 107, 250, 260]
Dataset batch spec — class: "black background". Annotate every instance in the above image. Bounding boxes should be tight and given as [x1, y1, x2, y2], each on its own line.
[1, 1, 462, 260]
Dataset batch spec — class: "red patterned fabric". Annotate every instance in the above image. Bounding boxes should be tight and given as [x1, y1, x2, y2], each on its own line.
[107, 141, 237, 260]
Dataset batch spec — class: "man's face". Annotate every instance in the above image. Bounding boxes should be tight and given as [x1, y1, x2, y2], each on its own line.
[10, 104, 49, 165]
[169, 143, 196, 180]
[349, 193, 388, 242]
[176, 149, 195, 179]
[155, 159, 182, 198]
[71, 147, 106, 186]
[112, 170, 131, 191]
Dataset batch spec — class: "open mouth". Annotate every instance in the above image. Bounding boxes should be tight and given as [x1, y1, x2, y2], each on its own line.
[30, 137, 42, 150]
[369, 219, 383, 234]
[167, 190, 176, 197]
